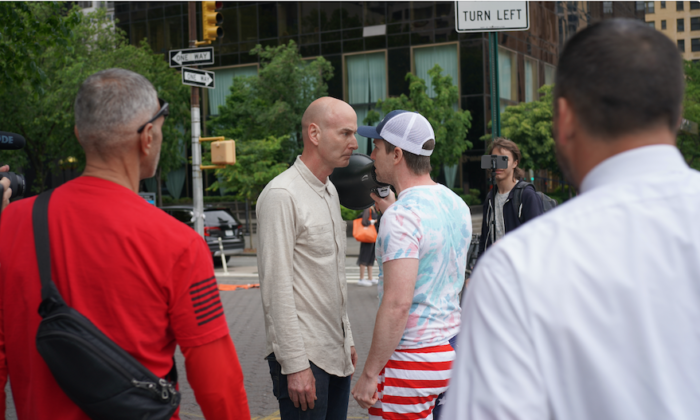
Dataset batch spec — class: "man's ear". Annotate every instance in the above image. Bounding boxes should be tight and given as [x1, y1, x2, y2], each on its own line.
[74, 126, 81, 144]
[393, 146, 403, 165]
[307, 122, 321, 147]
[554, 97, 575, 148]
[139, 123, 154, 156]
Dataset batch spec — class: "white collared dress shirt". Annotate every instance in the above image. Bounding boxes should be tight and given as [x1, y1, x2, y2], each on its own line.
[444, 145, 700, 420]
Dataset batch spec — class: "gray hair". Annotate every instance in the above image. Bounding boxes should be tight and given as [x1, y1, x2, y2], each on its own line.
[74, 68, 158, 150]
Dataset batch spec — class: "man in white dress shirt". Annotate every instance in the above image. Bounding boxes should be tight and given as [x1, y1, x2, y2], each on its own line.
[444, 19, 700, 420]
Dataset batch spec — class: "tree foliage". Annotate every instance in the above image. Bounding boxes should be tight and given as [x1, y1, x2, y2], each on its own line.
[209, 41, 334, 161]
[0, 2, 81, 94]
[0, 4, 189, 193]
[208, 136, 289, 202]
[498, 84, 558, 174]
[365, 65, 472, 178]
[681, 60, 700, 171]
[209, 41, 334, 201]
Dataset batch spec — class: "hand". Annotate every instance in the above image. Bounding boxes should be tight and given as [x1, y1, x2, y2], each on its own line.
[351, 371, 379, 409]
[351, 346, 358, 369]
[370, 190, 396, 214]
[0, 165, 11, 211]
[287, 367, 316, 411]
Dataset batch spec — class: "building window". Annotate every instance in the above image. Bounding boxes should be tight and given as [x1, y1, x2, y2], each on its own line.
[604, 1, 613, 13]
[524, 59, 538, 103]
[692, 17, 700, 30]
[637, 1, 646, 11]
[692, 38, 700, 51]
[661, 1, 667, 7]
[413, 44, 459, 99]
[678, 1, 684, 11]
[679, 39, 686, 51]
[645, 1, 655, 13]
[679, 18, 685, 31]
[498, 48, 518, 111]
[346, 52, 387, 154]
[78, 1, 92, 8]
[648, 21, 655, 28]
[208, 65, 259, 116]
[544, 64, 556, 86]
[692, 1, 700, 9]
[662, 20, 667, 29]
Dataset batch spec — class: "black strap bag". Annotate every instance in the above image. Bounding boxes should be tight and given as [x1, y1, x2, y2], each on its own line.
[32, 189, 180, 420]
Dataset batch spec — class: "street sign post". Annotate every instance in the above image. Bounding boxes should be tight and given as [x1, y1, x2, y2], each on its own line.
[169, 47, 215, 67]
[454, 1, 530, 140]
[182, 67, 215, 89]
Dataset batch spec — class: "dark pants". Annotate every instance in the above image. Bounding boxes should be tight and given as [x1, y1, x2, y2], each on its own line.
[267, 353, 352, 420]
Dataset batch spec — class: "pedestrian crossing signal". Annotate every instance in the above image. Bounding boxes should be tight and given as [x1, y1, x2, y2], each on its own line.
[201, 1, 223, 43]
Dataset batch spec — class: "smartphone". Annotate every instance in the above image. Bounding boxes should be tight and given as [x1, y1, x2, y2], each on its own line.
[481, 155, 508, 169]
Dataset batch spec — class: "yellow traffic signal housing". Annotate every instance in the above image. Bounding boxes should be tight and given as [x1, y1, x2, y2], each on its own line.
[199, 137, 235, 169]
[201, 1, 223, 43]
[211, 140, 236, 165]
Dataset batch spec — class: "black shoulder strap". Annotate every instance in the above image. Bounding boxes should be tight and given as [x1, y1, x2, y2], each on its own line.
[512, 181, 526, 223]
[32, 189, 66, 317]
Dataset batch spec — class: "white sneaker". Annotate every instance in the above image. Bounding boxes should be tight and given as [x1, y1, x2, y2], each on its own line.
[371, 279, 378, 285]
[357, 279, 373, 287]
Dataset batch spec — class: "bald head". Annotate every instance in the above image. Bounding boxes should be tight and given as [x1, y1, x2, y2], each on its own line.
[302, 97, 355, 145]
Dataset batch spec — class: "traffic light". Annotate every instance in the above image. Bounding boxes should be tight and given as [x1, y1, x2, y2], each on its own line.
[201, 1, 223, 43]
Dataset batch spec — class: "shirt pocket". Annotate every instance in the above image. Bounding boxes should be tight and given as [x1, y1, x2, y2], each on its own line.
[302, 224, 334, 258]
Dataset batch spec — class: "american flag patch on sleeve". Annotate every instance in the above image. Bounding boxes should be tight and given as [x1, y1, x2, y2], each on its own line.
[189, 276, 224, 326]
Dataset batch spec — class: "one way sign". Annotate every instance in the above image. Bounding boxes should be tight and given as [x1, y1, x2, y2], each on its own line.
[169, 47, 215, 67]
[182, 67, 215, 89]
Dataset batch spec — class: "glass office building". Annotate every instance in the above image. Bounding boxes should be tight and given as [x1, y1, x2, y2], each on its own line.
[115, 1, 560, 194]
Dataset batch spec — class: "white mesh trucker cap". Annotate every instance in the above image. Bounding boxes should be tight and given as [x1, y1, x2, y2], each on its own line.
[357, 110, 435, 156]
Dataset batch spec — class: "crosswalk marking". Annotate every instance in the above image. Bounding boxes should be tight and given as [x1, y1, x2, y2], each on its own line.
[215, 264, 379, 284]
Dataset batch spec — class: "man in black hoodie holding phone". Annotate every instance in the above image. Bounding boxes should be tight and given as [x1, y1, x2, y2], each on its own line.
[478, 138, 544, 258]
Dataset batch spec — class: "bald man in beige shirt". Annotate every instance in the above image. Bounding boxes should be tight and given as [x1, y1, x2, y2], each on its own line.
[257, 97, 359, 420]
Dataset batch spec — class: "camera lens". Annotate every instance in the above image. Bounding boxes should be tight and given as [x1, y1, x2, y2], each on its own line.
[0, 172, 25, 199]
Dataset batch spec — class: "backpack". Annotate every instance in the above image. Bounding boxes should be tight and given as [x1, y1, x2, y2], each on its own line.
[512, 181, 557, 223]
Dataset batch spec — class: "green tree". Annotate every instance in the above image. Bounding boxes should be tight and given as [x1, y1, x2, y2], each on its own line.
[209, 41, 334, 201]
[0, 2, 81, 94]
[0, 5, 190, 196]
[365, 65, 472, 178]
[680, 60, 700, 171]
[208, 136, 289, 202]
[498, 84, 558, 174]
[209, 40, 334, 161]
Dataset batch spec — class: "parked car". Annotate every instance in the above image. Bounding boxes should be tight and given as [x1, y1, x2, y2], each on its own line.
[161, 205, 245, 266]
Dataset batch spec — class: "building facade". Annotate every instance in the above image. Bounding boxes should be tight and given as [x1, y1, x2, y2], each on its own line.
[111, 1, 642, 197]
[644, 1, 700, 60]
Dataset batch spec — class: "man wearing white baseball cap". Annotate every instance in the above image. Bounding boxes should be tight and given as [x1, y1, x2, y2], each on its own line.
[351, 110, 472, 420]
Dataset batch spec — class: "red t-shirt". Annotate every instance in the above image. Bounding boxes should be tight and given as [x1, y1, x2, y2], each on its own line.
[0, 176, 230, 419]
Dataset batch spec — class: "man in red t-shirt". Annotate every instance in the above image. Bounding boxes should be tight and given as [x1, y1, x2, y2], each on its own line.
[0, 68, 250, 420]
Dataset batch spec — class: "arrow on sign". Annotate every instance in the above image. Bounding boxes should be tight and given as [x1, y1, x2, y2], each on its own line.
[184, 72, 213, 86]
[172, 51, 212, 65]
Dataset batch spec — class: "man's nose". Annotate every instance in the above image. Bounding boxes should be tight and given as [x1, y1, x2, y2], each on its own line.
[350, 134, 358, 150]
[370, 147, 376, 159]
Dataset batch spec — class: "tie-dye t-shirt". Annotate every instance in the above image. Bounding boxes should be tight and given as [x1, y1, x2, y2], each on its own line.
[376, 184, 472, 349]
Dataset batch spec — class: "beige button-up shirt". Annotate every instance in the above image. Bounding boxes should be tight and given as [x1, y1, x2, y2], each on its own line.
[256, 156, 354, 377]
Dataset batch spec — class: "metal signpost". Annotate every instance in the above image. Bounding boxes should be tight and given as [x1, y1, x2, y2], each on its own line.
[455, 1, 530, 140]
[169, 47, 215, 67]
[182, 67, 216, 89]
[186, 1, 224, 238]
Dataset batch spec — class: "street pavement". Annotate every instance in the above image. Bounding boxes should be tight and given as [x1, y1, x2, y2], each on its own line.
[177, 242, 380, 420]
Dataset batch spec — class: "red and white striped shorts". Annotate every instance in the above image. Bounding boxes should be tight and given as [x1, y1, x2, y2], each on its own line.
[368, 343, 455, 420]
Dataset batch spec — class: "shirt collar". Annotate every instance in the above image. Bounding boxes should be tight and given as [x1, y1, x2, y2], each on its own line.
[580, 145, 687, 194]
[293, 156, 332, 197]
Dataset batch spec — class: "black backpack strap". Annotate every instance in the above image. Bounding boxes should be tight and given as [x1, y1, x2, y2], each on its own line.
[512, 181, 526, 223]
[32, 189, 66, 317]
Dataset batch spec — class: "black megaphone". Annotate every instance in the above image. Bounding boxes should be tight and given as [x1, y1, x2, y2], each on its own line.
[329, 154, 391, 210]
